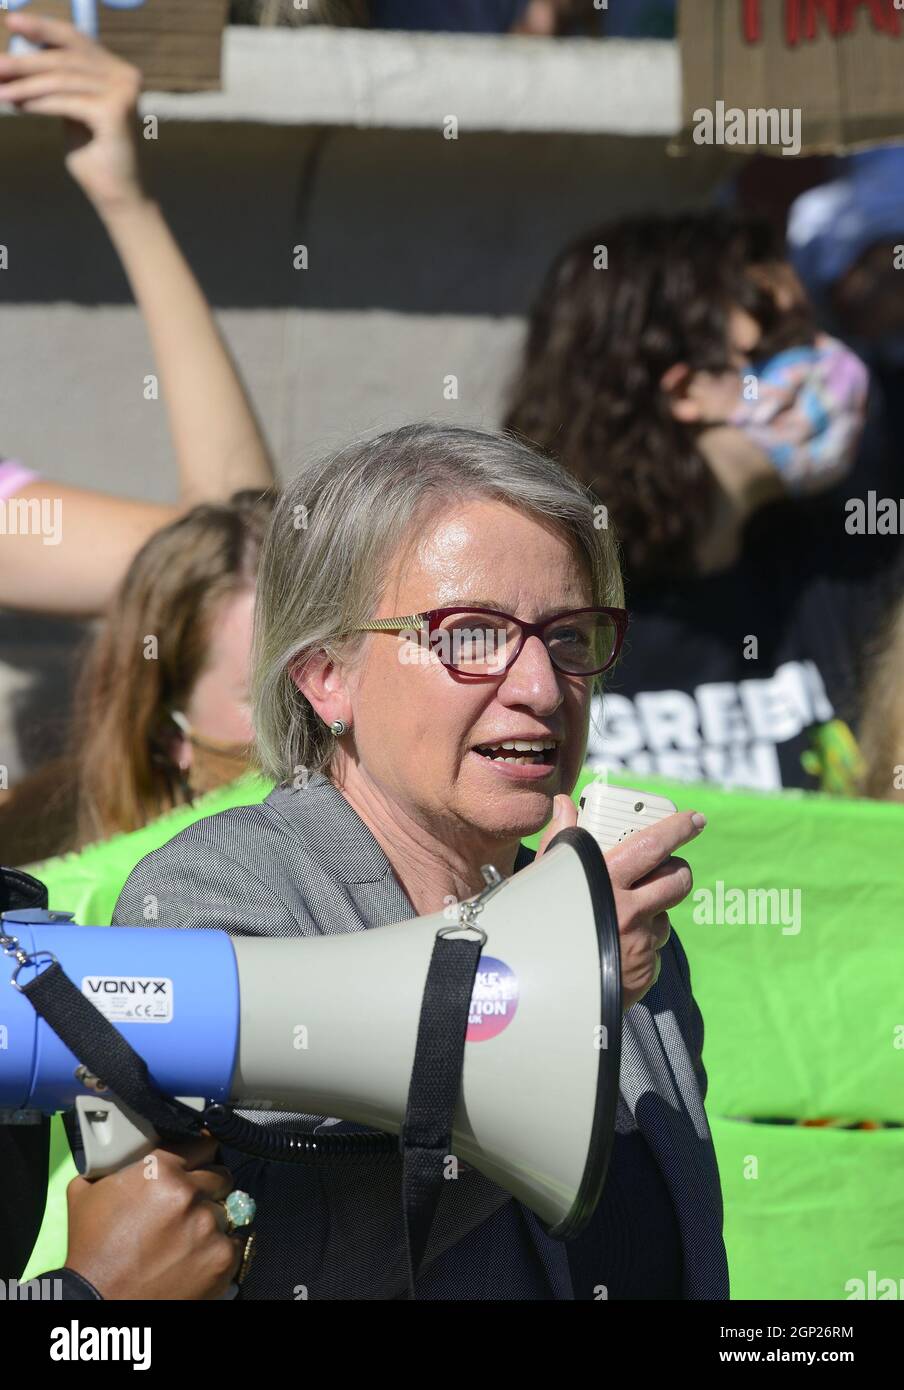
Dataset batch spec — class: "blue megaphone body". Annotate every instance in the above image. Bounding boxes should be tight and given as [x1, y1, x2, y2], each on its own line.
[1, 912, 239, 1116]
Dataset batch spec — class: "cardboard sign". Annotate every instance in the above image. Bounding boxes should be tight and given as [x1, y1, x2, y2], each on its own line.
[680, 0, 904, 156]
[4, 0, 229, 91]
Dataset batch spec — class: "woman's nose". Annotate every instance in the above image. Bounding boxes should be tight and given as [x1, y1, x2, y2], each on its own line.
[497, 634, 564, 711]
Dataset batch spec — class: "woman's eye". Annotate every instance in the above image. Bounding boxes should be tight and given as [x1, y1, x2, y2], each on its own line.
[457, 627, 505, 654]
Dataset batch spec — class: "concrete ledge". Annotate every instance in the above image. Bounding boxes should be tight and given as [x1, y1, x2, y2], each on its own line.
[113, 28, 676, 134]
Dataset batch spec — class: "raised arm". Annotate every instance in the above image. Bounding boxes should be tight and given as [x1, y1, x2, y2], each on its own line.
[0, 12, 275, 615]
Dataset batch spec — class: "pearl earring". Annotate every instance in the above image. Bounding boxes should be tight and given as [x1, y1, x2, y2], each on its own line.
[329, 719, 349, 736]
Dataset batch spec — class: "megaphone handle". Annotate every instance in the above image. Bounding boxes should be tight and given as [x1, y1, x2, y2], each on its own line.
[71, 1095, 242, 1301]
[399, 929, 485, 1298]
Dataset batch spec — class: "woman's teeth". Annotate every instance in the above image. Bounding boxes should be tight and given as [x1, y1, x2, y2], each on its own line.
[475, 740, 557, 764]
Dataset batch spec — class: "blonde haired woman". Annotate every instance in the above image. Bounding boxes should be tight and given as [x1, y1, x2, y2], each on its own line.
[107, 423, 725, 1302]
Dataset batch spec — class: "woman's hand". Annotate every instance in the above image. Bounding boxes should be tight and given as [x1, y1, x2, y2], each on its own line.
[0, 12, 144, 212]
[536, 794, 705, 1010]
[64, 1136, 243, 1300]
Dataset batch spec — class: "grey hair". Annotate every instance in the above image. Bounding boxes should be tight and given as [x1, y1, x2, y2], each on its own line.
[250, 422, 623, 784]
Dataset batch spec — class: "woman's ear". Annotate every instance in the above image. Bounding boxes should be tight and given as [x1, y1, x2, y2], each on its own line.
[290, 650, 353, 730]
[660, 362, 702, 423]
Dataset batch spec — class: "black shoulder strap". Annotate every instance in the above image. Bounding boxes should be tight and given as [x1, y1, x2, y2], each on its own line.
[399, 931, 483, 1299]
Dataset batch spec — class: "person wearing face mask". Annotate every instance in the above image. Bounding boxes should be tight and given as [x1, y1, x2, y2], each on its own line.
[725, 238, 870, 500]
[0, 489, 276, 867]
[505, 212, 879, 793]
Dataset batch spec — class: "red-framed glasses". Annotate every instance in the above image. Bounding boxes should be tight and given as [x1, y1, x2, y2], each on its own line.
[355, 606, 628, 677]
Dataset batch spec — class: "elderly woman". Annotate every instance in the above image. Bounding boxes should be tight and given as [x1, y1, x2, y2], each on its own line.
[106, 423, 727, 1301]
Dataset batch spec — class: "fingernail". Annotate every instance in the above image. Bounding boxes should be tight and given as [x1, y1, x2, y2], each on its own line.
[691, 812, 707, 830]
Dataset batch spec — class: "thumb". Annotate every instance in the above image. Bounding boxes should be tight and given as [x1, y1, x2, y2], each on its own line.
[535, 793, 578, 858]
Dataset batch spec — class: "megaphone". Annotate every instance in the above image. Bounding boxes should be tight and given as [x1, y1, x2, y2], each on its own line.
[0, 828, 620, 1240]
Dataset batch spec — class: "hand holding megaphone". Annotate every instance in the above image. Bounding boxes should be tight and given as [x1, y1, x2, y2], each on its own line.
[536, 795, 706, 1010]
[64, 1135, 243, 1301]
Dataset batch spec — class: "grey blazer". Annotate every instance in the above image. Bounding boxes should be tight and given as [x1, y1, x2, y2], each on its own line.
[112, 773, 729, 1301]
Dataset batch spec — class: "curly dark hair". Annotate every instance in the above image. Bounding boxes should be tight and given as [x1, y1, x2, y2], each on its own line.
[504, 212, 806, 587]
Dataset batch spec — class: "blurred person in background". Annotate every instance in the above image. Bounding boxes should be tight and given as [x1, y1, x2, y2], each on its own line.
[0, 489, 276, 867]
[0, 13, 275, 618]
[787, 144, 904, 467]
[787, 145, 904, 365]
[0, 488, 275, 1293]
[505, 212, 884, 793]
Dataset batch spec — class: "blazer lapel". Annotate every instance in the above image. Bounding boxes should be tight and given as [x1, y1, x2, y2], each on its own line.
[517, 972, 725, 1302]
[619, 956, 728, 1299]
[511, 836, 726, 1298]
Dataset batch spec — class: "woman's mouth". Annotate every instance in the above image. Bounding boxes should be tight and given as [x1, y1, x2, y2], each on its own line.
[471, 739, 559, 778]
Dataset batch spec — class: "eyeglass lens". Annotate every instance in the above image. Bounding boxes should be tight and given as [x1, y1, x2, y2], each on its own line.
[432, 611, 617, 675]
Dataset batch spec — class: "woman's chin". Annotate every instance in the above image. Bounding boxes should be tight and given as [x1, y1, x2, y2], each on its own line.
[460, 750, 559, 835]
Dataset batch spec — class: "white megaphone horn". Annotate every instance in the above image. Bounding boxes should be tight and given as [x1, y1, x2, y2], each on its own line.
[229, 825, 622, 1236]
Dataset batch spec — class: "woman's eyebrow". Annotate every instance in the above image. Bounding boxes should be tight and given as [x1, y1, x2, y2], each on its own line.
[441, 597, 502, 609]
[441, 600, 582, 619]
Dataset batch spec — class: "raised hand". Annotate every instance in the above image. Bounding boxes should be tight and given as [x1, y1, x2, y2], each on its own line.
[0, 12, 143, 211]
[536, 795, 705, 1009]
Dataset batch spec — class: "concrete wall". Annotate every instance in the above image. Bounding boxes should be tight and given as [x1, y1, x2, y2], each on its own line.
[0, 30, 736, 787]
